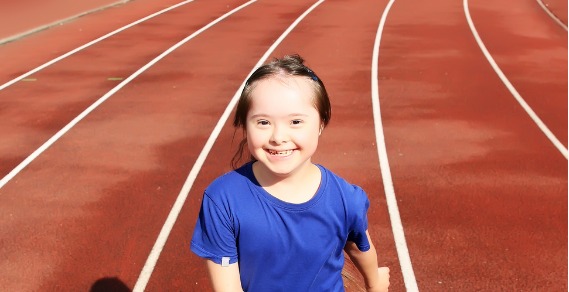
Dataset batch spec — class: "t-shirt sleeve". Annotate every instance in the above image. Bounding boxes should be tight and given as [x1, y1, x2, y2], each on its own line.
[346, 186, 371, 251]
[190, 191, 238, 265]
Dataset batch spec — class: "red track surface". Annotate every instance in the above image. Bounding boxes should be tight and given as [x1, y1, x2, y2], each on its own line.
[540, 0, 568, 25]
[0, 0, 566, 291]
[0, 0, 130, 43]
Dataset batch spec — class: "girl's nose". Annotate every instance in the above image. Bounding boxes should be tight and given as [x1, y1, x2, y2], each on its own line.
[270, 125, 289, 144]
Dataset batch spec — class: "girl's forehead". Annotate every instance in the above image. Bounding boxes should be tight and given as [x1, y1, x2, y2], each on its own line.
[251, 76, 314, 98]
[248, 76, 318, 115]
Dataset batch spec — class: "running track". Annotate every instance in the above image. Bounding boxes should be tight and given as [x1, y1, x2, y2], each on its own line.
[0, 0, 566, 291]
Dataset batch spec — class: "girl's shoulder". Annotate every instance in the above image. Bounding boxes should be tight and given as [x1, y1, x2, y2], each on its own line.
[318, 164, 366, 195]
[316, 165, 369, 211]
[205, 163, 255, 197]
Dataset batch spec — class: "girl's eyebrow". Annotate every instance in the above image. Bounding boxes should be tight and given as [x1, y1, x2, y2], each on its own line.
[287, 113, 309, 117]
[248, 114, 268, 119]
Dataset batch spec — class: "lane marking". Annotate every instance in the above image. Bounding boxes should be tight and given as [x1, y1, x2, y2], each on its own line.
[0, 0, 196, 91]
[132, 1, 326, 290]
[464, 0, 568, 159]
[0, 0, 132, 45]
[371, 0, 419, 291]
[535, 0, 568, 31]
[0, 1, 257, 190]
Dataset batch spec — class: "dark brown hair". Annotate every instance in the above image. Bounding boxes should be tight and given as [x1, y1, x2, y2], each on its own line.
[231, 54, 331, 169]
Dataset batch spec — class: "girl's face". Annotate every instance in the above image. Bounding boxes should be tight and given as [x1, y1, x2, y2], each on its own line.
[246, 76, 322, 179]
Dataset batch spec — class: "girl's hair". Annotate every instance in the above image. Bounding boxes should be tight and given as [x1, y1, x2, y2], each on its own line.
[231, 54, 332, 169]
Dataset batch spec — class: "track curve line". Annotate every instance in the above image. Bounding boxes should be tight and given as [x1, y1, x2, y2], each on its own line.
[0, 0, 131, 45]
[536, 0, 568, 31]
[372, 0, 419, 291]
[464, 0, 568, 160]
[132, 1, 326, 291]
[0, 0, 195, 91]
[0, 0, 257, 191]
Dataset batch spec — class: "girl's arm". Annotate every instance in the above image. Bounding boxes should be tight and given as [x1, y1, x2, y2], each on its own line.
[344, 230, 390, 292]
[205, 260, 243, 292]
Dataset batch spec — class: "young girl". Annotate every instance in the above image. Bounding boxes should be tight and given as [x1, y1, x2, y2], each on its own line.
[191, 55, 389, 291]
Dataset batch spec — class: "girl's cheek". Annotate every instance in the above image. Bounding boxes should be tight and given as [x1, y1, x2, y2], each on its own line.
[247, 129, 264, 144]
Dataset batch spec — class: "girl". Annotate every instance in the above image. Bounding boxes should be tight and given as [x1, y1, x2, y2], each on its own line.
[191, 55, 389, 291]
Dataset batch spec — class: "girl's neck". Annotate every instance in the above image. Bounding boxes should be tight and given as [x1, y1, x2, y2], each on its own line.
[252, 162, 321, 204]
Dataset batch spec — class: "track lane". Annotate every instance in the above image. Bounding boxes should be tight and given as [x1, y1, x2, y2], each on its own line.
[0, 0, 199, 91]
[144, 0, 408, 291]
[0, 0, 191, 83]
[0, 0, 250, 184]
[0, 0, 127, 43]
[377, 0, 567, 290]
[372, 0, 418, 289]
[468, 0, 568, 151]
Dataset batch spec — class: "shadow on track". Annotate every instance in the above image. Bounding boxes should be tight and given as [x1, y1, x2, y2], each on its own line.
[90, 277, 131, 292]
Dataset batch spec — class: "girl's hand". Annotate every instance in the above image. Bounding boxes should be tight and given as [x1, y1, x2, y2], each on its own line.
[366, 267, 390, 292]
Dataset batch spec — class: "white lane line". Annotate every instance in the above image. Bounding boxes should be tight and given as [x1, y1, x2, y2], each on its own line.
[464, 0, 568, 159]
[535, 0, 568, 31]
[0, 0, 132, 45]
[0, 0, 195, 91]
[371, 0, 419, 291]
[132, 1, 326, 290]
[0, 1, 257, 191]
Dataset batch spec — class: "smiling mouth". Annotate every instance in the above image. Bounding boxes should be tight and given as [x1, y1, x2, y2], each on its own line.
[267, 149, 294, 156]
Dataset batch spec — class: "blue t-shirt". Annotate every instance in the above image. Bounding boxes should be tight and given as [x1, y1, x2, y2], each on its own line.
[190, 162, 371, 291]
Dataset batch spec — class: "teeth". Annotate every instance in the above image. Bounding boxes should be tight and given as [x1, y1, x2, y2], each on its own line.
[268, 149, 293, 156]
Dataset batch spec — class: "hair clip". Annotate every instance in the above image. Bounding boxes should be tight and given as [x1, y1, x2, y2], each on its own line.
[306, 69, 319, 81]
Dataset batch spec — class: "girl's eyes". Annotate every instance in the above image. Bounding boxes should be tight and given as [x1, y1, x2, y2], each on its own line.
[255, 119, 303, 126]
